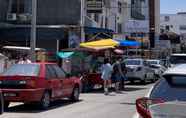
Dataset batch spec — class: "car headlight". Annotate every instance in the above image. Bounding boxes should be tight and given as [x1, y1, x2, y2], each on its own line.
[0, 81, 2, 84]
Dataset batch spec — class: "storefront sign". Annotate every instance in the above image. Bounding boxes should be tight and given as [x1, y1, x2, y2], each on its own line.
[125, 20, 149, 33]
[86, 0, 103, 13]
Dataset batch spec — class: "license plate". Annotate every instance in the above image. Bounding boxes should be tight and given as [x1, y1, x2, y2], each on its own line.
[3, 93, 17, 97]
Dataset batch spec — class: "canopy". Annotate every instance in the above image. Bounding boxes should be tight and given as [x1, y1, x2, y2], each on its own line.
[57, 52, 74, 59]
[80, 39, 140, 50]
[80, 39, 118, 50]
[117, 40, 141, 47]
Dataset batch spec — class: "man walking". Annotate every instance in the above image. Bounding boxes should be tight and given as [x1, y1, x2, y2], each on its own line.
[112, 57, 125, 92]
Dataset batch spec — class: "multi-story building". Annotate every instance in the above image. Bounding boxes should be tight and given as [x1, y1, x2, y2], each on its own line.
[160, 12, 186, 35]
[0, 0, 115, 51]
[126, 0, 160, 48]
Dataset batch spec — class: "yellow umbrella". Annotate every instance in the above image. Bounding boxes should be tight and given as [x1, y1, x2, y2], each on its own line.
[80, 39, 119, 48]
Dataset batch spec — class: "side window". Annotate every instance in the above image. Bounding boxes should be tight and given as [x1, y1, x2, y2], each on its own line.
[52, 65, 66, 78]
[45, 65, 57, 79]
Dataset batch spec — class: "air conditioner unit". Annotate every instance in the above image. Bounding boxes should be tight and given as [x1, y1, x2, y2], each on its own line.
[18, 14, 31, 22]
[7, 13, 17, 21]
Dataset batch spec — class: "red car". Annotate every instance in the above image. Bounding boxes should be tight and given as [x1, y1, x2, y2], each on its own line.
[0, 63, 81, 109]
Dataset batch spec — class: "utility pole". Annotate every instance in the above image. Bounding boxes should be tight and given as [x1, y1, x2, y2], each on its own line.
[81, 0, 85, 42]
[30, 0, 37, 62]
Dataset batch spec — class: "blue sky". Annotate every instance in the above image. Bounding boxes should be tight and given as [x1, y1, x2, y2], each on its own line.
[161, 0, 186, 14]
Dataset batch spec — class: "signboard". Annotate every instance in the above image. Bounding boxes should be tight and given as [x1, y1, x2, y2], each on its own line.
[125, 20, 149, 33]
[86, 0, 103, 13]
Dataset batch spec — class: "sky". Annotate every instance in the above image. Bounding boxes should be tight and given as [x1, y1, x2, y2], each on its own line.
[161, 0, 186, 14]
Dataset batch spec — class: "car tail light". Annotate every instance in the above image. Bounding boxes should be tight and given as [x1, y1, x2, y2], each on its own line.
[136, 97, 164, 118]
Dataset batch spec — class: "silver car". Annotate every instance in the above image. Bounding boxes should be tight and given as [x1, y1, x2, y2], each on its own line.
[124, 59, 155, 84]
[134, 64, 186, 118]
[146, 59, 167, 79]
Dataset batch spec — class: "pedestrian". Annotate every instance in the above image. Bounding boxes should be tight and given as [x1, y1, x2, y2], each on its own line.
[18, 55, 32, 64]
[18, 57, 24, 64]
[112, 57, 125, 93]
[121, 60, 127, 90]
[101, 58, 113, 95]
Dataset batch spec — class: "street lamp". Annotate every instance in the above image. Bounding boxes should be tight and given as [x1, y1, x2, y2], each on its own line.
[30, 0, 37, 62]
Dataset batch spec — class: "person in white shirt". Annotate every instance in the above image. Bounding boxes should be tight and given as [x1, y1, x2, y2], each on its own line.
[101, 58, 113, 95]
[18, 56, 32, 64]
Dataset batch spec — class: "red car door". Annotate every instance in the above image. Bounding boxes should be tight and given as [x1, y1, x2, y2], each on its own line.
[52, 65, 70, 97]
[45, 64, 63, 98]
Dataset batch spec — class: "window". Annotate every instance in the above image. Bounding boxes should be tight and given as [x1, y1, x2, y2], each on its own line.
[125, 60, 141, 65]
[94, 14, 99, 22]
[11, 0, 25, 13]
[3, 64, 40, 76]
[165, 25, 170, 31]
[105, 17, 108, 28]
[8, 0, 31, 14]
[52, 65, 66, 78]
[150, 76, 186, 101]
[164, 16, 170, 22]
[170, 55, 186, 64]
[45, 65, 57, 79]
[118, 2, 122, 13]
[180, 25, 186, 30]
[117, 23, 122, 33]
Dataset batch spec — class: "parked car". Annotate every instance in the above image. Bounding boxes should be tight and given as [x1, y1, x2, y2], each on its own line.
[0, 63, 81, 109]
[124, 59, 155, 84]
[146, 59, 167, 79]
[134, 64, 186, 118]
[169, 53, 186, 67]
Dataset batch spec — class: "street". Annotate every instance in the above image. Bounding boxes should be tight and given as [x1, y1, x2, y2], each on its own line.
[1, 83, 153, 118]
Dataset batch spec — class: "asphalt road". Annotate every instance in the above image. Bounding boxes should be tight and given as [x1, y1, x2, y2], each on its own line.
[1, 83, 154, 118]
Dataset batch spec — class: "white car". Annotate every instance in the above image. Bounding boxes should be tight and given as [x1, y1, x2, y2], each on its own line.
[134, 64, 186, 118]
[124, 59, 155, 84]
[146, 59, 167, 79]
[169, 53, 186, 67]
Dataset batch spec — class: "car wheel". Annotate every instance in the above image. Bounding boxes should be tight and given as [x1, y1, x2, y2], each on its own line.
[71, 86, 80, 102]
[40, 91, 50, 109]
[4, 102, 10, 110]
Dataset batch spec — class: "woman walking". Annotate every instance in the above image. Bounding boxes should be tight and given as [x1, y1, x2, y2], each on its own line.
[101, 58, 113, 95]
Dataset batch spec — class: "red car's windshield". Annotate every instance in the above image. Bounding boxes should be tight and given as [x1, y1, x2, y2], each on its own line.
[3, 64, 40, 76]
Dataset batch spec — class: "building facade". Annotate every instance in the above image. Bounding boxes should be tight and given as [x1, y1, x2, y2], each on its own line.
[0, 0, 116, 52]
[160, 12, 186, 35]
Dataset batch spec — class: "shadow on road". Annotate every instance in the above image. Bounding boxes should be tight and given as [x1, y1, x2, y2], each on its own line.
[5, 99, 83, 113]
[126, 81, 154, 86]
[124, 86, 147, 92]
[120, 102, 136, 106]
[82, 85, 147, 94]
